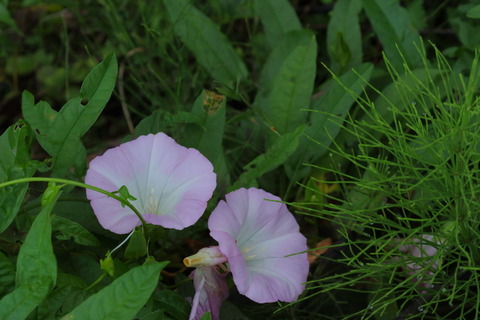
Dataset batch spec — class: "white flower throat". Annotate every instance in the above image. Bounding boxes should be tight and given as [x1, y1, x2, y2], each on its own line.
[143, 187, 160, 214]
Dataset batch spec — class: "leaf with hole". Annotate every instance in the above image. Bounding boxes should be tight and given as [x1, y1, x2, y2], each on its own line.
[22, 54, 118, 176]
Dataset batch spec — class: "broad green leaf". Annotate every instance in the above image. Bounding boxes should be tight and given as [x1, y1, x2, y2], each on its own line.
[0, 187, 60, 319]
[163, 0, 248, 84]
[16, 186, 60, 288]
[182, 90, 229, 185]
[253, 0, 301, 48]
[327, 0, 362, 72]
[135, 110, 203, 137]
[219, 301, 249, 320]
[268, 34, 316, 134]
[232, 125, 305, 189]
[56, 273, 88, 290]
[362, 0, 422, 71]
[0, 1, 19, 31]
[406, 0, 426, 30]
[0, 251, 15, 297]
[254, 30, 313, 112]
[253, 30, 317, 135]
[139, 310, 166, 320]
[22, 54, 118, 176]
[448, 4, 480, 48]
[0, 121, 38, 232]
[298, 63, 373, 165]
[467, 5, 480, 19]
[154, 289, 190, 320]
[51, 216, 100, 246]
[36, 285, 75, 320]
[183, 91, 226, 162]
[62, 261, 168, 320]
[124, 228, 147, 260]
[0, 286, 49, 319]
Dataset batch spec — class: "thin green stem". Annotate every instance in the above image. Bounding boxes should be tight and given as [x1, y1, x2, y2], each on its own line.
[0, 177, 148, 229]
[84, 272, 107, 291]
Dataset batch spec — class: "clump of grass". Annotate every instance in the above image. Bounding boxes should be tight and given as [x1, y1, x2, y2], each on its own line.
[295, 46, 480, 319]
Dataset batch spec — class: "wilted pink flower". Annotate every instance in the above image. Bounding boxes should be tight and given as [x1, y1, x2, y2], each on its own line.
[398, 234, 443, 290]
[85, 133, 216, 234]
[188, 264, 229, 320]
[184, 188, 309, 319]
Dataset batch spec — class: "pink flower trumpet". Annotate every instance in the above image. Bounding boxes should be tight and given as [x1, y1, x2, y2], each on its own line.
[184, 188, 309, 320]
[85, 133, 216, 234]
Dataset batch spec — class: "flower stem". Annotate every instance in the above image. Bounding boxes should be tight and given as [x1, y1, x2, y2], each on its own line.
[84, 272, 107, 291]
[0, 177, 149, 229]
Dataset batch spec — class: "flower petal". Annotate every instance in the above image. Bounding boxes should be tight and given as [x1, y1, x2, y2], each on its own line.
[86, 133, 216, 234]
[189, 266, 229, 320]
[208, 188, 309, 303]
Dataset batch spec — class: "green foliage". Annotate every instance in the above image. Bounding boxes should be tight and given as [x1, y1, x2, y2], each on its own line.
[21, 54, 118, 177]
[327, 0, 363, 73]
[298, 48, 480, 319]
[362, 0, 422, 71]
[51, 216, 100, 247]
[289, 62, 374, 180]
[0, 121, 38, 232]
[254, 29, 317, 136]
[124, 228, 147, 260]
[163, 0, 248, 85]
[182, 90, 227, 175]
[232, 125, 305, 190]
[62, 261, 168, 320]
[2, 1, 480, 319]
[0, 1, 17, 31]
[253, 0, 301, 49]
[154, 289, 191, 320]
[0, 184, 60, 319]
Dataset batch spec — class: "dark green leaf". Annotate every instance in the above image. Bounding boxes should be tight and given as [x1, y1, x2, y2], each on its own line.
[51, 216, 101, 246]
[232, 125, 305, 189]
[36, 285, 75, 320]
[0, 2, 19, 31]
[219, 301, 249, 320]
[163, 0, 248, 84]
[0, 251, 15, 297]
[362, 0, 422, 71]
[298, 63, 373, 165]
[254, 30, 317, 135]
[62, 261, 168, 320]
[22, 54, 118, 176]
[139, 310, 168, 320]
[135, 110, 203, 137]
[154, 289, 191, 320]
[0, 187, 60, 319]
[327, 0, 362, 72]
[0, 121, 38, 232]
[182, 90, 229, 185]
[124, 229, 147, 260]
[467, 5, 480, 19]
[254, 0, 301, 48]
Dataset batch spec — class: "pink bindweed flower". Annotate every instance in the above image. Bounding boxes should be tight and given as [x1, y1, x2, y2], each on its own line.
[184, 188, 309, 319]
[85, 133, 216, 234]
